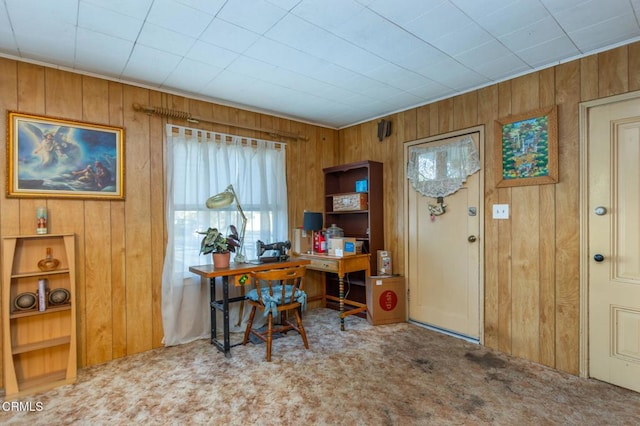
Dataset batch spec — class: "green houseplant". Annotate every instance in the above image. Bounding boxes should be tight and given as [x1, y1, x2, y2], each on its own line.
[199, 226, 240, 268]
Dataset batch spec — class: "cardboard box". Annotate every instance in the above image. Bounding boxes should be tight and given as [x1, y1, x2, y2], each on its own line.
[333, 193, 368, 211]
[328, 237, 356, 256]
[292, 228, 312, 254]
[366, 275, 406, 325]
[377, 250, 392, 275]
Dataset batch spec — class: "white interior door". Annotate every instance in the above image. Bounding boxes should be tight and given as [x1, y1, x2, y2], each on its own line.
[405, 131, 482, 340]
[587, 97, 640, 393]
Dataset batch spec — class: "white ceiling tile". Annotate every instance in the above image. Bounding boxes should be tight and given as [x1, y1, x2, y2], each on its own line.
[410, 81, 456, 100]
[418, 57, 488, 90]
[186, 41, 239, 68]
[334, 9, 426, 63]
[366, 0, 446, 26]
[174, 0, 226, 15]
[544, 0, 628, 18]
[78, 2, 143, 41]
[515, 36, 580, 67]
[123, 45, 182, 85]
[313, 65, 386, 94]
[217, 0, 288, 34]
[498, 16, 566, 53]
[199, 19, 260, 53]
[325, 41, 388, 74]
[568, 14, 640, 53]
[394, 45, 450, 72]
[12, 22, 76, 64]
[454, 40, 516, 73]
[431, 23, 493, 57]
[6, 0, 78, 26]
[477, 0, 549, 38]
[364, 64, 434, 91]
[243, 38, 327, 75]
[225, 56, 277, 79]
[266, 14, 341, 59]
[16, 48, 76, 69]
[291, 0, 364, 33]
[201, 70, 259, 99]
[403, 1, 475, 43]
[546, 0, 631, 33]
[356, 81, 407, 101]
[265, 0, 300, 11]
[147, 0, 214, 38]
[75, 28, 133, 76]
[137, 23, 196, 56]
[471, 53, 530, 81]
[163, 58, 222, 92]
[450, 0, 517, 20]
[81, 0, 153, 19]
[384, 90, 427, 109]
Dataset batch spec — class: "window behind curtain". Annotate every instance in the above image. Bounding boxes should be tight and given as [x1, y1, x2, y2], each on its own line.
[162, 125, 288, 346]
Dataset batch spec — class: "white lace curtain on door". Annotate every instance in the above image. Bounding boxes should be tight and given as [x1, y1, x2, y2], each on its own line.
[407, 136, 480, 198]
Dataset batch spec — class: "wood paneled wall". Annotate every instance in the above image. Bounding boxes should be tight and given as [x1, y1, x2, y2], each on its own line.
[0, 57, 337, 386]
[337, 42, 640, 375]
[1, 40, 638, 386]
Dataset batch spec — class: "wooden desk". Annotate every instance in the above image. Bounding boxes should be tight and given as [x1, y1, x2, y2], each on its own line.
[294, 253, 371, 330]
[189, 259, 310, 357]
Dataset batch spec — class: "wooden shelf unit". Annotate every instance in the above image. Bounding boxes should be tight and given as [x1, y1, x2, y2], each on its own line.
[2, 233, 77, 398]
[323, 160, 383, 313]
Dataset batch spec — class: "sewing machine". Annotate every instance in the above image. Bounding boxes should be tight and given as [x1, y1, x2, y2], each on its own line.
[256, 240, 291, 263]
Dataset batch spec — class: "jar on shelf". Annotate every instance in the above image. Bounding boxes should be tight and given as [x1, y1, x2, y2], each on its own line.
[325, 224, 344, 240]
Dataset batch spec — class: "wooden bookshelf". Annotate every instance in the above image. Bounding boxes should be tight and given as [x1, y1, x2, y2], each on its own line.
[2, 234, 77, 398]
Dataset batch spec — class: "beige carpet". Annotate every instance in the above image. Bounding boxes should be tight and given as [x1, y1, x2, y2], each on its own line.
[1, 308, 639, 425]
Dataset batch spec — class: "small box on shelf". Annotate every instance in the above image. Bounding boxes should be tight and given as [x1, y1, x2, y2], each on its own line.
[328, 238, 357, 256]
[333, 193, 368, 211]
[355, 179, 368, 192]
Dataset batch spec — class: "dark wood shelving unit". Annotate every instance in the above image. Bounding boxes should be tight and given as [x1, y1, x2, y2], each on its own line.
[323, 160, 383, 314]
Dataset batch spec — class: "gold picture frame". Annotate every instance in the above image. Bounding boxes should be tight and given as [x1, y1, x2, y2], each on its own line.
[7, 111, 125, 200]
[495, 105, 558, 188]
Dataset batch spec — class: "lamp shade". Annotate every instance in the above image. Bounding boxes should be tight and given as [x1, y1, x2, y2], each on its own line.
[303, 211, 323, 231]
[206, 189, 234, 209]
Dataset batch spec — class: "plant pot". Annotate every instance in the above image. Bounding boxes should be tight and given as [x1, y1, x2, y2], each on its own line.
[212, 252, 231, 269]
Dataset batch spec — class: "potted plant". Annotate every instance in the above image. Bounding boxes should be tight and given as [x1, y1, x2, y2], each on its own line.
[199, 226, 240, 268]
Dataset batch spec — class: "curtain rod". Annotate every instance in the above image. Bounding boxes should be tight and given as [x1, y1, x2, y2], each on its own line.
[132, 103, 308, 141]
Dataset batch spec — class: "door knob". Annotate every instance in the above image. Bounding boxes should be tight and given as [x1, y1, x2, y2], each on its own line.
[594, 254, 605, 262]
[594, 206, 607, 216]
[468, 235, 477, 243]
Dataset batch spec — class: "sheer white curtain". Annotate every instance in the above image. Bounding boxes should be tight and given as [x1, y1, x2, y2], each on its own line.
[161, 125, 288, 346]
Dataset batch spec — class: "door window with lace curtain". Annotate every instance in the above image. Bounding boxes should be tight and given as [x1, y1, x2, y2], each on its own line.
[407, 135, 480, 198]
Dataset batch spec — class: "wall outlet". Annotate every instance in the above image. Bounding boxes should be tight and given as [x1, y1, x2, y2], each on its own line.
[493, 204, 509, 219]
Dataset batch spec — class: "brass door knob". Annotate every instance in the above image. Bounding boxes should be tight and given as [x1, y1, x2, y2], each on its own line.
[468, 235, 477, 243]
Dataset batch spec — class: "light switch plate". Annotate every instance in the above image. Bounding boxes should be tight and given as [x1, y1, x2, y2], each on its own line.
[493, 204, 509, 219]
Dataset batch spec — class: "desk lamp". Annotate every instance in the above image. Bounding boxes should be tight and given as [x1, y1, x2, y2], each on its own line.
[206, 184, 247, 263]
[303, 211, 323, 254]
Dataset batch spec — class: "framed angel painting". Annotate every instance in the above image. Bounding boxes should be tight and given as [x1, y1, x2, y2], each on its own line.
[7, 111, 125, 200]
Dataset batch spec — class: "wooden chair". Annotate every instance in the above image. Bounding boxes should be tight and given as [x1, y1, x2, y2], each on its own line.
[242, 266, 309, 361]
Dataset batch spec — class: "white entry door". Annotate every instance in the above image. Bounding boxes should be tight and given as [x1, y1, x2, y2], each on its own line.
[587, 96, 640, 393]
[405, 130, 482, 340]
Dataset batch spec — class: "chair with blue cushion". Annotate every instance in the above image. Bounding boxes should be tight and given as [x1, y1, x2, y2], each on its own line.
[242, 266, 309, 361]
